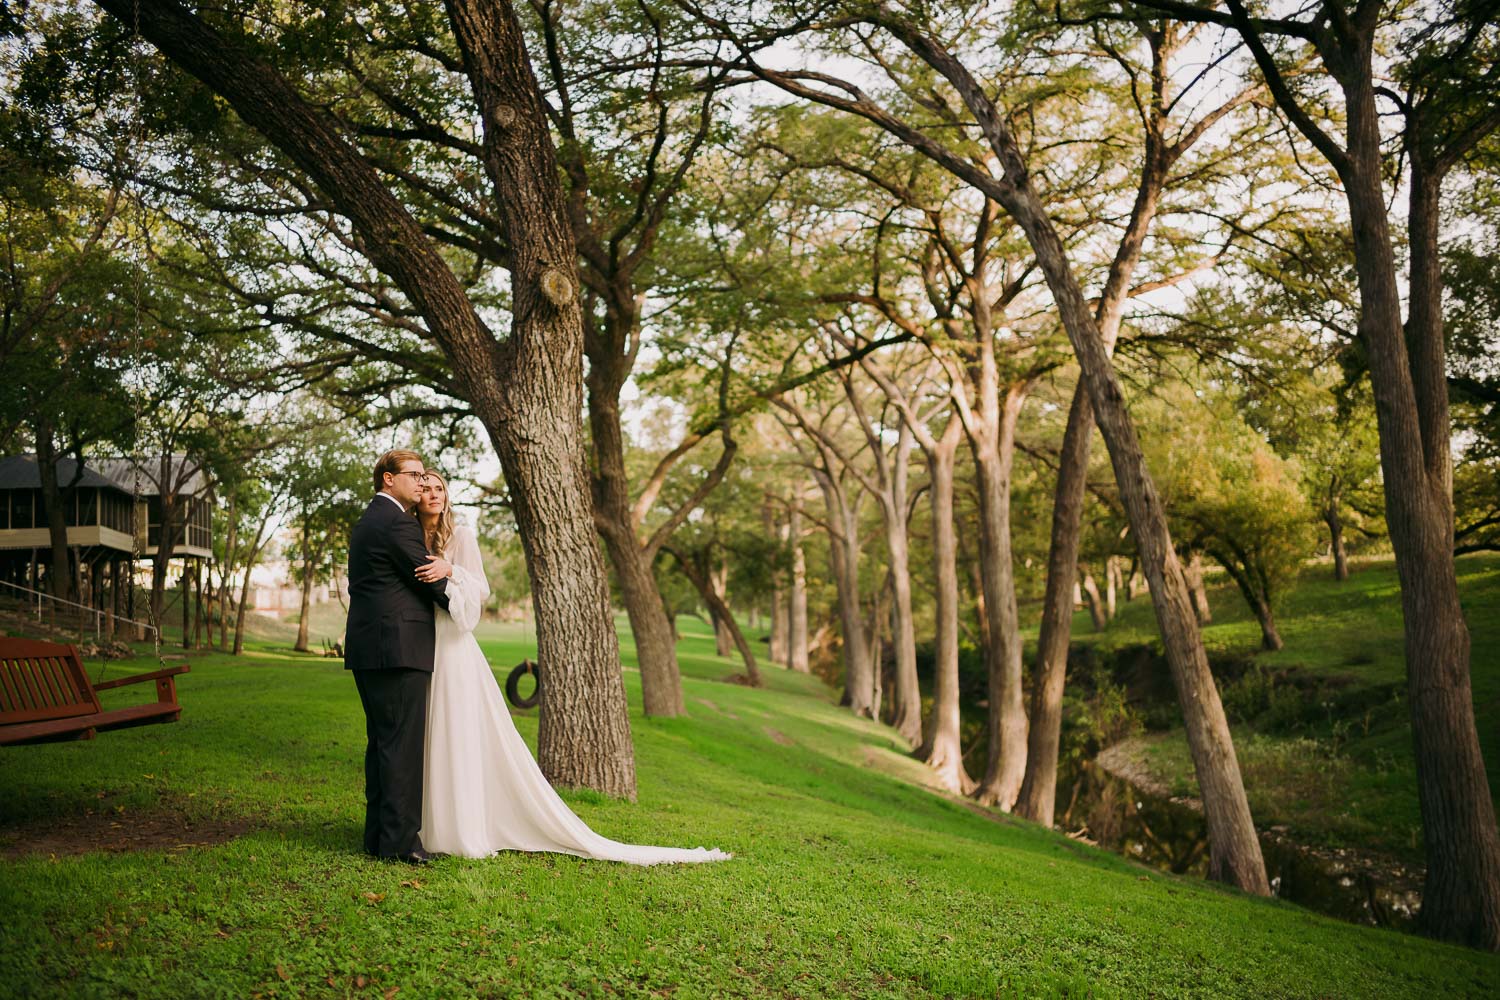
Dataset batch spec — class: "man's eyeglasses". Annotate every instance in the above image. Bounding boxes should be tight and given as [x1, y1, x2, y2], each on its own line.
[392, 470, 428, 482]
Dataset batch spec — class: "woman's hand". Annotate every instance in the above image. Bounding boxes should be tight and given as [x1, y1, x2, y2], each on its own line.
[416, 555, 452, 583]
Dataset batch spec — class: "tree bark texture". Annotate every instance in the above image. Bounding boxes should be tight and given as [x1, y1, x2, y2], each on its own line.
[295, 521, 314, 654]
[32, 416, 76, 603]
[768, 500, 789, 664]
[99, 0, 638, 797]
[877, 421, 923, 746]
[1016, 388, 1093, 824]
[710, 560, 734, 658]
[919, 415, 973, 793]
[1341, 61, 1500, 947]
[1185, 551, 1213, 624]
[817, 468, 874, 716]
[1324, 493, 1350, 582]
[969, 381, 1030, 810]
[667, 546, 760, 685]
[787, 496, 810, 673]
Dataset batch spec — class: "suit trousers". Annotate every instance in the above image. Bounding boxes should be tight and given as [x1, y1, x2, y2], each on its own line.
[353, 667, 430, 858]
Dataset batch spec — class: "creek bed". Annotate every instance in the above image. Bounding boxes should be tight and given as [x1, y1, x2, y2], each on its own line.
[1069, 746, 1424, 931]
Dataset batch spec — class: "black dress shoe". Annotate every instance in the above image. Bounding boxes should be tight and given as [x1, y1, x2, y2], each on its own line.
[396, 849, 436, 865]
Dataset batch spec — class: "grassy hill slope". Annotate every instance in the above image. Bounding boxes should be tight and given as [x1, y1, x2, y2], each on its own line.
[2, 616, 1498, 997]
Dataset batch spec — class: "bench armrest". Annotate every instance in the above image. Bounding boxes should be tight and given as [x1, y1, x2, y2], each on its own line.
[92, 664, 191, 692]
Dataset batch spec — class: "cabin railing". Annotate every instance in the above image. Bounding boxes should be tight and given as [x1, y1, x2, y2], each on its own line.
[0, 579, 159, 643]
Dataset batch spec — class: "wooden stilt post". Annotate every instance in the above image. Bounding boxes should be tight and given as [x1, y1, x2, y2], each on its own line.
[181, 558, 190, 649]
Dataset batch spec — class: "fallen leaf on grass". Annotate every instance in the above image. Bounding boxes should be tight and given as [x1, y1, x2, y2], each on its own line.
[275, 965, 290, 981]
[399, 879, 424, 889]
[361, 892, 385, 904]
[384, 988, 400, 999]
[354, 974, 368, 988]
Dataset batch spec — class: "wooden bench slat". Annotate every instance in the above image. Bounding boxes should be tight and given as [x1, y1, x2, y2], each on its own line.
[93, 701, 182, 733]
[18, 657, 49, 712]
[36, 657, 71, 707]
[0, 715, 99, 746]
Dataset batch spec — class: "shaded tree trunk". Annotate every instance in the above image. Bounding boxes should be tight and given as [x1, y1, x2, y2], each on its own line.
[968, 379, 1030, 810]
[879, 421, 923, 746]
[787, 496, 810, 673]
[817, 469, 873, 715]
[1185, 550, 1213, 624]
[768, 500, 789, 664]
[918, 416, 972, 793]
[667, 545, 760, 685]
[1324, 496, 1349, 582]
[1105, 556, 1120, 620]
[32, 416, 77, 603]
[588, 370, 684, 718]
[1351, 82, 1500, 944]
[218, 492, 237, 652]
[710, 560, 733, 657]
[1081, 568, 1107, 632]
[100, 0, 640, 797]
[294, 520, 314, 653]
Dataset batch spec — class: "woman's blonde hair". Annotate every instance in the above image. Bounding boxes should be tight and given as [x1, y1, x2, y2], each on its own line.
[418, 468, 456, 557]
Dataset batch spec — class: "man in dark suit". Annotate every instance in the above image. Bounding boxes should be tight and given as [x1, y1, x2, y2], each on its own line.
[345, 449, 451, 864]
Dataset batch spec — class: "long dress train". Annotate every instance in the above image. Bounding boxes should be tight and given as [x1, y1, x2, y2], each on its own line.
[420, 525, 730, 865]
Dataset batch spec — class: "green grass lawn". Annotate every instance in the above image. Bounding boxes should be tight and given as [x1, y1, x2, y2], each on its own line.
[1064, 554, 1500, 862]
[3, 615, 1499, 998]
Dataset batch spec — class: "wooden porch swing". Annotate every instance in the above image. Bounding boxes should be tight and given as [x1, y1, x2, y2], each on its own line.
[0, 637, 188, 746]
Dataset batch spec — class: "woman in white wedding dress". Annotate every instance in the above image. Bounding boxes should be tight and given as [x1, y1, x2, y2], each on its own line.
[411, 471, 730, 865]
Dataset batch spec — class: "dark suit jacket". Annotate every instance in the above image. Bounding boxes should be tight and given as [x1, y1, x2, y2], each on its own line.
[344, 494, 450, 672]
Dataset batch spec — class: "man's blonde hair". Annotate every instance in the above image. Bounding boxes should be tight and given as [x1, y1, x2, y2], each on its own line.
[373, 449, 423, 493]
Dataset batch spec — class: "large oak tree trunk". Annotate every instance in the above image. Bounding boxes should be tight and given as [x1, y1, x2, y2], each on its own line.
[1344, 82, 1500, 946]
[102, 0, 638, 797]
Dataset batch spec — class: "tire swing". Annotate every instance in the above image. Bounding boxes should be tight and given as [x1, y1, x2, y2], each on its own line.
[505, 659, 540, 709]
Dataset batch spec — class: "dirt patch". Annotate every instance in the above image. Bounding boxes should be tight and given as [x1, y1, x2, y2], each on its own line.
[694, 697, 739, 720]
[0, 805, 256, 860]
[763, 727, 794, 746]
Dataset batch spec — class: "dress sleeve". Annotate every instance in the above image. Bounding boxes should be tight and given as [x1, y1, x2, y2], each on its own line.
[443, 525, 491, 634]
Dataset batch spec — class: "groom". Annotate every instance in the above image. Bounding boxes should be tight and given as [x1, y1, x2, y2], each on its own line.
[345, 450, 451, 864]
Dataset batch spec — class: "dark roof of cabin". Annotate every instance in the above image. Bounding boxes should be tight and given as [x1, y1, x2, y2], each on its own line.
[0, 455, 131, 493]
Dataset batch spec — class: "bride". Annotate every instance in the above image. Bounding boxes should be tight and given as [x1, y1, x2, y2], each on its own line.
[410, 470, 729, 865]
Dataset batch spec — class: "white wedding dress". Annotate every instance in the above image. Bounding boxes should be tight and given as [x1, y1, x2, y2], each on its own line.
[420, 525, 730, 865]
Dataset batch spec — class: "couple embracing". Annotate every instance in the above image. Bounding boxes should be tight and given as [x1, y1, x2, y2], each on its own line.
[344, 449, 729, 867]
